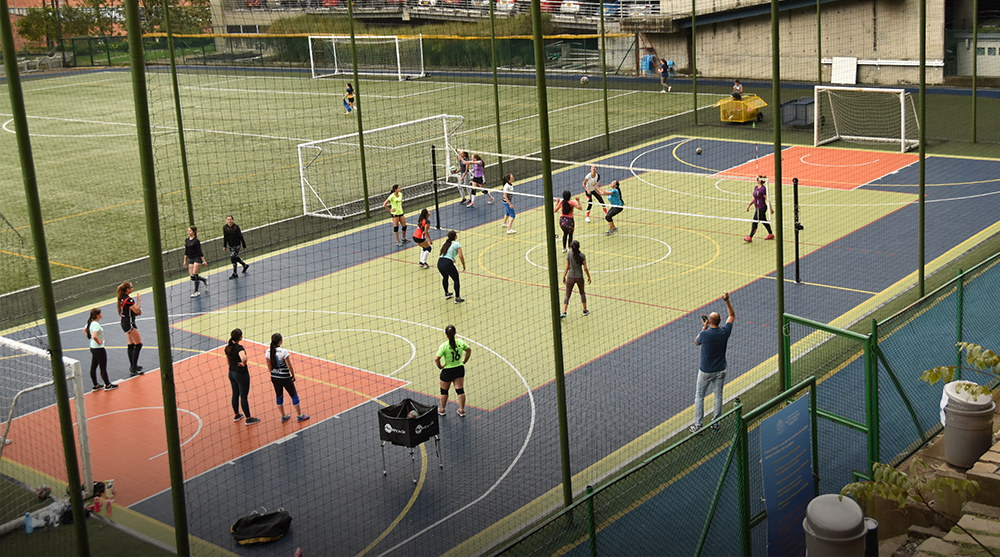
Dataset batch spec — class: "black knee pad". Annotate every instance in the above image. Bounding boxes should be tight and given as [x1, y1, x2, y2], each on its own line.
[455, 388, 465, 395]
[190, 274, 197, 281]
[424, 246, 432, 252]
[394, 226, 399, 233]
[440, 388, 449, 395]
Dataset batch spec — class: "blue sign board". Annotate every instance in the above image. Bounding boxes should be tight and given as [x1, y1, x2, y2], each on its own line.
[760, 395, 813, 556]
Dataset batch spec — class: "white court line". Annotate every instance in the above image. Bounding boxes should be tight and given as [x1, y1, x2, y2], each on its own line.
[799, 153, 882, 167]
[525, 235, 672, 273]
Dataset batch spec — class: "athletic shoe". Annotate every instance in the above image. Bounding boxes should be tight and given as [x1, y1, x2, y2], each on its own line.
[583, 310, 590, 316]
[668, 86, 672, 92]
[455, 297, 465, 303]
[467, 202, 475, 207]
[229, 273, 238, 280]
[242, 264, 250, 274]
[234, 414, 244, 422]
[710, 423, 720, 432]
[345, 112, 350, 115]
[190, 291, 200, 298]
[402, 238, 410, 243]
[562, 248, 567, 253]
[104, 384, 118, 391]
[445, 292, 453, 299]
[396, 240, 402, 247]
[92, 385, 103, 391]
[245, 417, 261, 426]
[506, 229, 516, 234]
[129, 370, 140, 377]
[438, 408, 447, 416]
[487, 197, 494, 205]
[135, 366, 144, 374]
[585, 217, 591, 223]
[297, 414, 310, 422]
[689, 425, 702, 434]
[560, 312, 566, 319]
[604, 230, 613, 235]
[764, 234, 775, 240]
[744, 236, 753, 243]
[460, 198, 467, 204]
[611, 227, 618, 234]
[281, 415, 291, 423]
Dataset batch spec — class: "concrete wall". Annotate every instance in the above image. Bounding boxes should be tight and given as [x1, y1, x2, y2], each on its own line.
[648, 0, 947, 85]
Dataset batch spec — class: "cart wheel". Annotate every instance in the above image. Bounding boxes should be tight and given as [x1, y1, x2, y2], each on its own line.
[756, 112, 764, 123]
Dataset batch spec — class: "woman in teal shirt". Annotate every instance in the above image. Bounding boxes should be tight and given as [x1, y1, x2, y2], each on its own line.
[597, 180, 624, 235]
[435, 324, 471, 417]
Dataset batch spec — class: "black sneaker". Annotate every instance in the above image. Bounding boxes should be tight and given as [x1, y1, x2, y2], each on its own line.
[129, 370, 139, 377]
[445, 292, 453, 299]
[242, 264, 250, 274]
[583, 310, 590, 316]
[229, 273, 238, 280]
[233, 413, 244, 422]
[455, 297, 465, 303]
[92, 385, 103, 391]
[245, 417, 261, 426]
[104, 384, 119, 391]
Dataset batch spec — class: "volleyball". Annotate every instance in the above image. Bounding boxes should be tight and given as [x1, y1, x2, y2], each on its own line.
[450, 165, 457, 174]
[407, 410, 419, 419]
[696, 148, 702, 155]
[580, 76, 589, 85]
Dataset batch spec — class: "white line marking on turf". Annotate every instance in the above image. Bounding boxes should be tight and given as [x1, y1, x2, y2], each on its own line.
[524, 235, 672, 273]
[799, 153, 881, 167]
[285, 329, 416, 377]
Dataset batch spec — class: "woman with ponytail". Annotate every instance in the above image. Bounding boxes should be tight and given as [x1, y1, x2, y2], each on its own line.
[116, 281, 144, 376]
[561, 240, 592, 319]
[266, 333, 309, 424]
[436, 230, 466, 303]
[554, 189, 582, 252]
[84, 308, 116, 390]
[224, 328, 257, 425]
[434, 324, 471, 417]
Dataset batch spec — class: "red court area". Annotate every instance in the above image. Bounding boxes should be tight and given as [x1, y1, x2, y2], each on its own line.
[718, 145, 917, 190]
[3, 344, 407, 507]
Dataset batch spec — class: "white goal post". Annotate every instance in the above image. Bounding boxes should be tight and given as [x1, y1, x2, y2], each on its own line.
[0, 336, 93, 498]
[814, 86, 920, 153]
[298, 114, 465, 220]
[308, 34, 426, 81]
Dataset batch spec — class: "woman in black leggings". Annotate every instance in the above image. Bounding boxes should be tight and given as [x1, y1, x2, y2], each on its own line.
[437, 230, 467, 303]
[225, 328, 259, 425]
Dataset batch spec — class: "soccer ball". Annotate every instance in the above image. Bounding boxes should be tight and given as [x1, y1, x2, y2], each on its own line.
[580, 76, 589, 85]
[696, 148, 702, 155]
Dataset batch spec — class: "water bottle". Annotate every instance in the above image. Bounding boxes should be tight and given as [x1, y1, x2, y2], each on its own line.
[24, 512, 33, 534]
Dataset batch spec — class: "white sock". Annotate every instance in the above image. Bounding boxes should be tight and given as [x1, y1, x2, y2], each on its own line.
[420, 250, 428, 264]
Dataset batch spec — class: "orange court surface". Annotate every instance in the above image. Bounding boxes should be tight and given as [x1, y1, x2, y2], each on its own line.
[2, 342, 408, 506]
[718, 145, 918, 190]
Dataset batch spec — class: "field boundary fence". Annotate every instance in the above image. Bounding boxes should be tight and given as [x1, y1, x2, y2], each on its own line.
[490, 252, 1000, 556]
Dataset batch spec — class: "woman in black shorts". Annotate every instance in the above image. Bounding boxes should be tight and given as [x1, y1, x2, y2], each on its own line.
[434, 324, 471, 417]
[117, 281, 144, 376]
[224, 328, 258, 425]
[413, 208, 433, 269]
[184, 226, 208, 298]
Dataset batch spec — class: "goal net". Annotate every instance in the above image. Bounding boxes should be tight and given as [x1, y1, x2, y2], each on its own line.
[308, 35, 425, 81]
[814, 86, 920, 152]
[0, 336, 93, 498]
[298, 114, 465, 220]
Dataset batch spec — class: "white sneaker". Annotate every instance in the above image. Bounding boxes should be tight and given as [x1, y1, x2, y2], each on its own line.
[506, 229, 516, 234]
[668, 86, 672, 92]
[562, 248, 567, 253]
[190, 291, 201, 298]
[585, 217, 591, 223]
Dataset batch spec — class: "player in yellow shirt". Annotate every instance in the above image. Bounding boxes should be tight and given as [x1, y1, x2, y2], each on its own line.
[382, 184, 408, 247]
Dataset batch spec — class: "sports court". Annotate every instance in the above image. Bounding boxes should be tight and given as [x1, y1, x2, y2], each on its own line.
[3, 121, 998, 555]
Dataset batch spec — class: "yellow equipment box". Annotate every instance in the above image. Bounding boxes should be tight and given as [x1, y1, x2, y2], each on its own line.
[713, 94, 767, 123]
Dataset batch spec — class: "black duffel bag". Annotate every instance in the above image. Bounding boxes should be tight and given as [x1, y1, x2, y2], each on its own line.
[230, 508, 292, 545]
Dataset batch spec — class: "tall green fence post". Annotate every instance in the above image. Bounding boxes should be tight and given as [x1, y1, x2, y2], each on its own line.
[161, 0, 196, 226]
[691, 0, 697, 125]
[956, 269, 964, 379]
[586, 485, 597, 557]
[124, 0, 191, 553]
[530, 0, 573, 508]
[0, 2, 91, 553]
[347, 0, 371, 217]
[781, 314, 792, 390]
[917, 0, 926, 297]
[736, 403, 752, 556]
[599, 2, 610, 151]
[972, 0, 978, 143]
[869, 319, 880, 474]
[488, 0, 504, 177]
[771, 0, 786, 389]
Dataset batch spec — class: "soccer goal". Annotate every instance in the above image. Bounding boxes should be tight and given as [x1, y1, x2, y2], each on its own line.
[298, 114, 465, 220]
[814, 86, 920, 153]
[308, 35, 425, 81]
[0, 335, 93, 498]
